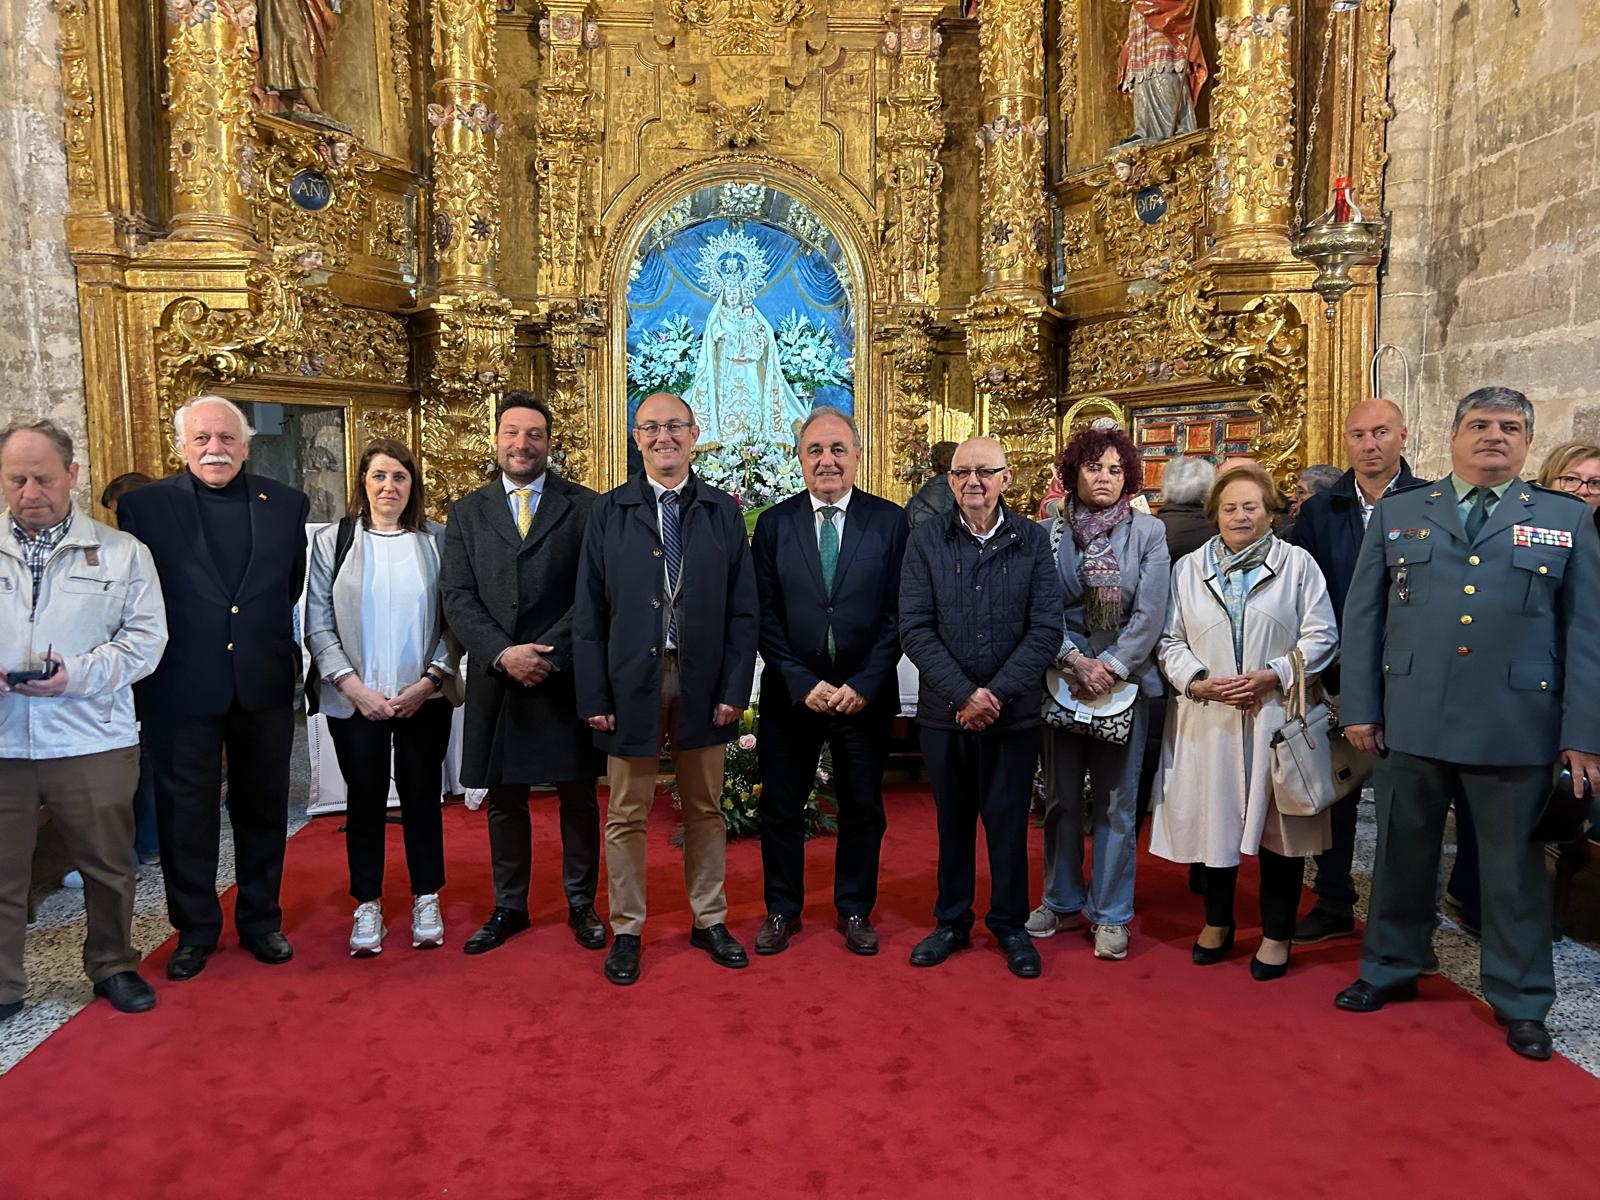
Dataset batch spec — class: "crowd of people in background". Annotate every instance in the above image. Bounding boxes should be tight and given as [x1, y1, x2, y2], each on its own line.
[4, 383, 1597, 1064]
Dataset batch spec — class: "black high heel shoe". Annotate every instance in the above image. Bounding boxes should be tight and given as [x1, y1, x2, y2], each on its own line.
[1191, 924, 1235, 965]
[1250, 944, 1291, 981]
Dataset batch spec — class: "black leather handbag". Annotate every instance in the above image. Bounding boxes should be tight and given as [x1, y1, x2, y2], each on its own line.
[1530, 767, 1594, 844]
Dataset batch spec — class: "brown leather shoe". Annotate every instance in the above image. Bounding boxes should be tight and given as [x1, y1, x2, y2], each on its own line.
[754, 913, 801, 955]
[837, 914, 879, 956]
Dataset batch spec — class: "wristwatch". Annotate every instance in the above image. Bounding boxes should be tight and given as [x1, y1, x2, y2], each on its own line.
[422, 670, 445, 692]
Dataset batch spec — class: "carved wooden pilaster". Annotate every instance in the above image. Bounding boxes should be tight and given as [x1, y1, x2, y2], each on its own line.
[1209, 2, 1296, 262]
[163, 0, 258, 245]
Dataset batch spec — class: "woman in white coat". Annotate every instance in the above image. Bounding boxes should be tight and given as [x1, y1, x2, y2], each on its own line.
[1150, 463, 1338, 980]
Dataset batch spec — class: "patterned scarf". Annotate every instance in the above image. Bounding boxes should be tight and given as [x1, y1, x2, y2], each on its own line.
[1068, 494, 1133, 631]
[1212, 532, 1276, 670]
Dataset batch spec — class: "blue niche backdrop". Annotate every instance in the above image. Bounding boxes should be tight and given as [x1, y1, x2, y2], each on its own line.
[625, 193, 854, 466]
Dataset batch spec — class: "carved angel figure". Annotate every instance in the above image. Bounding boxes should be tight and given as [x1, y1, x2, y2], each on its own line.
[1118, 1, 1209, 144]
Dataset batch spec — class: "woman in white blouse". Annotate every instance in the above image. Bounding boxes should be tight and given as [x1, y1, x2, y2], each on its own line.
[1149, 463, 1338, 981]
[306, 439, 460, 957]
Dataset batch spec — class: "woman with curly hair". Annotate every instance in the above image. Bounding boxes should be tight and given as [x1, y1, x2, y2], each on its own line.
[1027, 426, 1170, 961]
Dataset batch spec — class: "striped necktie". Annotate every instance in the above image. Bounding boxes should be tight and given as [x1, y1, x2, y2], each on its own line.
[660, 490, 682, 645]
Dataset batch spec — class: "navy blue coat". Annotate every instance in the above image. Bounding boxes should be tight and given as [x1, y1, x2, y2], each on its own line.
[573, 471, 758, 757]
[1287, 459, 1426, 628]
[899, 504, 1062, 732]
[118, 470, 310, 717]
[751, 488, 909, 712]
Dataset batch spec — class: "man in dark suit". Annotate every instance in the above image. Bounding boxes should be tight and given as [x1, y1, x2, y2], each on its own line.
[1288, 397, 1427, 946]
[441, 392, 605, 955]
[116, 394, 310, 981]
[1336, 387, 1600, 1061]
[750, 407, 909, 956]
[574, 391, 759, 986]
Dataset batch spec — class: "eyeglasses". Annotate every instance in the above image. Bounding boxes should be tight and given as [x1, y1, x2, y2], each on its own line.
[949, 466, 1008, 481]
[1555, 475, 1600, 494]
[633, 420, 693, 437]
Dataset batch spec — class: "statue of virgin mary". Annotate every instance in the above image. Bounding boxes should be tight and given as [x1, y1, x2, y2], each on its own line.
[684, 230, 810, 446]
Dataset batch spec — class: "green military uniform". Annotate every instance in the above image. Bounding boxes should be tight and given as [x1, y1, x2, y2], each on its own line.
[1341, 474, 1600, 1021]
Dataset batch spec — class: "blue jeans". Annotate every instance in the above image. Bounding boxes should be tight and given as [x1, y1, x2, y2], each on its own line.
[1039, 695, 1147, 926]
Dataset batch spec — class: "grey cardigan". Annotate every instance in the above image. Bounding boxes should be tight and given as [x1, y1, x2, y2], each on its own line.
[304, 519, 461, 718]
[1045, 508, 1171, 697]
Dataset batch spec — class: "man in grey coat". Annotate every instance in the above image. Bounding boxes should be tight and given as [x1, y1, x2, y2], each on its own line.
[574, 392, 759, 986]
[442, 393, 606, 955]
[1336, 387, 1600, 1061]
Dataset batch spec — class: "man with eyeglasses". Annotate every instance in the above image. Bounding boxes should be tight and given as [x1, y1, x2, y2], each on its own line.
[1337, 387, 1600, 1061]
[899, 437, 1062, 978]
[574, 392, 758, 986]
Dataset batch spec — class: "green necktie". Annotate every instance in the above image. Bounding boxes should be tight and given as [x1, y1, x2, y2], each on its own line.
[819, 506, 840, 657]
[1464, 486, 1492, 541]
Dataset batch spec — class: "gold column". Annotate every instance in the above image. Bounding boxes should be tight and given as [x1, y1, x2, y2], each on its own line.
[879, 4, 945, 499]
[1209, 3, 1296, 262]
[163, 0, 257, 245]
[965, 0, 1051, 505]
[430, 0, 502, 293]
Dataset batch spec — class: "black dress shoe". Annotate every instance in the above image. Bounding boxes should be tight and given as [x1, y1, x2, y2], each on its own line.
[166, 944, 213, 981]
[1250, 952, 1290, 982]
[1496, 1014, 1554, 1062]
[909, 924, 971, 967]
[463, 907, 531, 955]
[1191, 925, 1235, 966]
[997, 933, 1042, 979]
[0, 999, 22, 1023]
[690, 923, 749, 968]
[755, 914, 801, 955]
[241, 931, 294, 964]
[605, 934, 641, 986]
[837, 915, 879, 956]
[1334, 977, 1419, 1012]
[568, 904, 606, 950]
[92, 971, 157, 1014]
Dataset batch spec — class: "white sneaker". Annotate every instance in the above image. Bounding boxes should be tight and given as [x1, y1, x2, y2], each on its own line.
[1024, 904, 1082, 938]
[411, 894, 444, 949]
[349, 901, 386, 957]
[1093, 923, 1130, 960]
[62, 870, 84, 890]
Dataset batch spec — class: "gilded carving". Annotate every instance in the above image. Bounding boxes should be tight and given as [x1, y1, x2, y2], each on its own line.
[665, 0, 812, 57]
[878, 4, 944, 308]
[389, 0, 414, 108]
[421, 294, 516, 516]
[367, 196, 414, 265]
[1056, 0, 1078, 143]
[1358, 0, 1395, 215]
[1066, 316, 1200, 396]
[887, 307, 935, 496]
[536, 5, 601, 300]
[358, 406, 415, 448]
[546, 307, 602, 484]
[254, 289, 411, 384]
[251, 120, 377, 268]
[164, 0, 259, 238]
[431, 0, 501, 289]
[709, 99, 768, 147]
[1085, 138, 1211, 278]
[975, 0, 1048, 288]
[1210, 5, 1295, 253]
[1061, 210, 1094, 274]
[59, 0, 97, 201]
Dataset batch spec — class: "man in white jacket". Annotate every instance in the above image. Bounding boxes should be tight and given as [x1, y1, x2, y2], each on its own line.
[0, 420, 169, 1022]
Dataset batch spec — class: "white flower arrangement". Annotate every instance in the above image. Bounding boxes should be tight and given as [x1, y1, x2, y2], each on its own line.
[774, 311, 853, 395]
[628, 314, 701, 404]
[693, 436, 805, 515]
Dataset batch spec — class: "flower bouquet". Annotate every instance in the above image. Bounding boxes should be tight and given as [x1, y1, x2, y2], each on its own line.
[774, 311, 853, 399]
[628, 314, 701, 405]
[692, 437, 805, 532]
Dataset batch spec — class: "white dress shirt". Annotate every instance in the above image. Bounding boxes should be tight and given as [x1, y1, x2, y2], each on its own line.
[502, 471, 545, 526]
[1355, 468, 1402, 529]
[809, 487, 853, 547]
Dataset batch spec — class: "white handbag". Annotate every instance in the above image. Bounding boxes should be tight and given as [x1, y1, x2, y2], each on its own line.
[1269, 649, 1339, 818]
[1041, 669, 1140, 745]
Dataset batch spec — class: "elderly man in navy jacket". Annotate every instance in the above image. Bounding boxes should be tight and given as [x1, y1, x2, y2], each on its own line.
[574, 392, 758, 986]
[750, 407, 909, 957]
[899, 436, 1062, 979]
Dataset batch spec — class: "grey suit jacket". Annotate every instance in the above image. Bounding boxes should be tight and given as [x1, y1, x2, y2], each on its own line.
[1341, 476, 1600, 765]
[1045, 509, 1171, 697]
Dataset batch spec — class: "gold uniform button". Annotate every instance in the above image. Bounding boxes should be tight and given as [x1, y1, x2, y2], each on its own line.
[1540, 681, 1549, 690]
[226, 642, 235, 651]
[1539, 565, 1549, 575]
[1457, 646, 1470, 656]
[1463, 585, 1476, 595]
[1383, 665, 1390, 673]
[1397, 556, 1406, 565]
[231, 605, 240, 614]
[1460, 615, 1472, 625]
[1468, 555, 1481, 566]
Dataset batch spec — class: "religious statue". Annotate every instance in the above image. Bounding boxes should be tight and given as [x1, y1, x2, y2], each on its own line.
[683, 231, 810, 446]
[1117, 1, 1208, 145]
[257, 0, 340, 115]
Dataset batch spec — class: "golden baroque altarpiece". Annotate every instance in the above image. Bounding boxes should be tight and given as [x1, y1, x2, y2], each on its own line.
[61, 0, 1395, 516]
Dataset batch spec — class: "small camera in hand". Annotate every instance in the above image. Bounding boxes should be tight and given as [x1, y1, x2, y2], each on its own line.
[6, 646, 59, 686]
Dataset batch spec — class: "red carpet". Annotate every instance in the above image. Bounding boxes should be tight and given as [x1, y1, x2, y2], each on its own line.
[3, 787, 1598, 1199]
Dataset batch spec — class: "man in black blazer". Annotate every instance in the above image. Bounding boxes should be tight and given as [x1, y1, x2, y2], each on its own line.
[750, 408, 908, 956]
[441, 392, 605, 955]
[116, 395, 310, 981]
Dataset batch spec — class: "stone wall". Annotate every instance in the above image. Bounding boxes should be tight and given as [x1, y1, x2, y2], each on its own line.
[0, 0, 88, 496]
[1381, 0, 1600, 478]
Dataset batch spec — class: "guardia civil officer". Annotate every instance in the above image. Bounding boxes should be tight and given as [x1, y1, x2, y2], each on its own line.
[1335, 387, 1600, 1061]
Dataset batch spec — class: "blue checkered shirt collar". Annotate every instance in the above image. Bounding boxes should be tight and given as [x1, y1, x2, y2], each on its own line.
[11, 514, 72, 606]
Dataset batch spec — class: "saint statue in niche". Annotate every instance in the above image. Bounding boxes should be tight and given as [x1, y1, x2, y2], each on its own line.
[1117, 1, 1209, 145]
[684, 231, 810, 446]
[257, 0, 341, 115]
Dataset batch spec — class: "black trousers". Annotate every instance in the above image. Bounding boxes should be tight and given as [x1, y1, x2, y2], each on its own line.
[1309, 792, 1362, 917]
[758, 702, 890, 920]
[920, 725, 1038, 936]
[487, 779, 600, 912]
[327, 700, 453, 902]
[1200, 848, 1304, 942]
[147, 701, 293, 947]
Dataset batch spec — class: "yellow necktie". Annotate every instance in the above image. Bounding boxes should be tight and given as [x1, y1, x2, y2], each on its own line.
[514, 487, 533, 537]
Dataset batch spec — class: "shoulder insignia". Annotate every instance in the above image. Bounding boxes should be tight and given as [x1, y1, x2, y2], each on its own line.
[1428, 490, 1443, 499]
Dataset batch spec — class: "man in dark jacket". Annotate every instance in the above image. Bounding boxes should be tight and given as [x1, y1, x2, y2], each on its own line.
[441, 392, 606, 956]
[899, 436, 1062, 979]
[117, 395, 310, 981]
[574, 392, 759, 986]
[905, 440, 957, 530]
[1287, 397, 1430, 946]
[751, 407, 909, 957]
